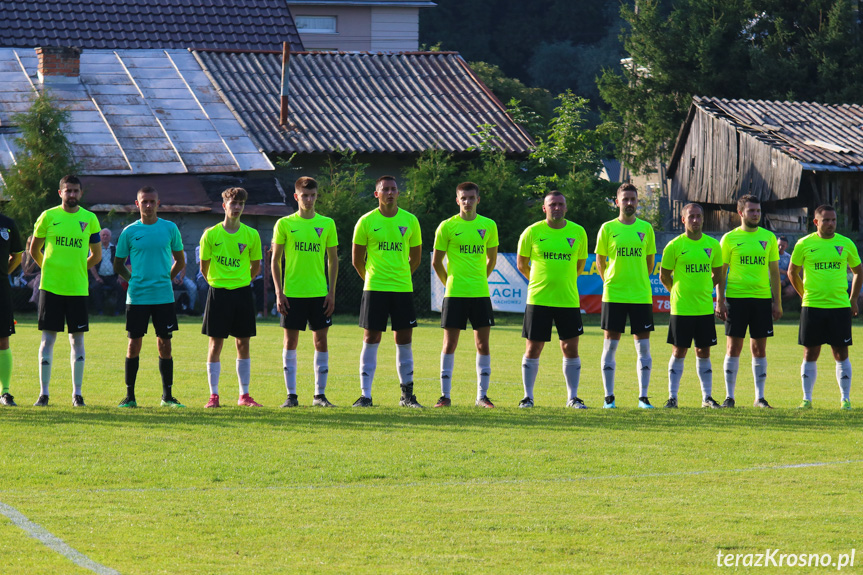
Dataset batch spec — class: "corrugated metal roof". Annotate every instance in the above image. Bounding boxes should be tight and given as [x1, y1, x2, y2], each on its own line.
[192, 50, 534, 154]
[0, 48, 273, 175]
[0, 0, 304, 52]
[669, 96, 863, 176]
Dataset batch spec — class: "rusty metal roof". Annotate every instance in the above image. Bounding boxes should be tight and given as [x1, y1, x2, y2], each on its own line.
[669, 96, 863, 176]
[0, 0, 304, 52]
[0, 48, 273, 176]
[191, 50, 535, 154]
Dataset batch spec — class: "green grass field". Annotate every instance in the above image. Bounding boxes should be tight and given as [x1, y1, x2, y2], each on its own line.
[1, 313, 861, 574]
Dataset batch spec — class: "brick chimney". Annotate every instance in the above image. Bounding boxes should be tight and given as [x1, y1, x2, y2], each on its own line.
[36, 46, 81, 83]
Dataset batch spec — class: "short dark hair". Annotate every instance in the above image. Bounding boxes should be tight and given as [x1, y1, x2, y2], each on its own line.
[777, 235, 789, 242]
[137, 186, 158, 196]
[295, 176, 318, 192]
[814, 204, 836, 218]
[617, 183, 637, 196]
[375, 175, 397, 187]
[736, 194, 760, 212]
[682, 202, 703, 215]
[222, 187, 248, 203]
[543, 190, 565, 200]
[59, 174, 81, 188]
[456, 181, 479, 195]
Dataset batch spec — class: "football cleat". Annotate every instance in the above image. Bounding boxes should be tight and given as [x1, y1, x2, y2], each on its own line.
[566, 397, 587, 409]
[118, 397, 137, 408]
[312, 394, 335, 407]
[399, 384, 423, 408]
[841, 399, 852, 410]
[518, 397, 534, 408]
[72, 395, 86, 407]
[638, 396, 655, 409]
[0, 393, 17, 406]
[702, 396, 722, 409]
[238, 394, 262, 407]
[352, 396, 373, 407]
[798, 399, 813, 410]
[279, 394, 298, 408]
[721, 397, 736, 408]
[754, 397, 773, 409]
[475, 396, 495, 408]
[663, 397, 678, 409]
[205, 394, 220, 408]
[34, 394, 49, 407]
[434, 396, 451, 408]
[603, 395, 616, 409]
[161, 396, 185, 408]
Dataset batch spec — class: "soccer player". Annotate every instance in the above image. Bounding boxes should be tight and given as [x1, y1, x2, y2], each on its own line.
[716, 194, 782, 408]
[659, 203, 724, 408]
[0, 213, 23, 406]
[432, 182, 499, 408]
[113, 186, 186, 408]
[788, 205, 862, 409]
[596, 183, 657, 408]
[351, 176, 422, 407]
[199, 187, 263, 408]
[272, 177, 339, 408]
[29, 175, 102, 407]
[516, 190, 588, 408]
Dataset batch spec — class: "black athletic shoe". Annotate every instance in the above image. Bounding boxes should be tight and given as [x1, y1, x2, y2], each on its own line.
[34, 394, 49, 407]
[312, 394, 335, 407]
[0, 393, 17, 406]
[352, 396, 373, 407]
[566, 397, 587, 409]
[721, 397, 735, 408]
[281, 394, 299, 408]
[663, 397, 678, 409]
[399, 383, 423, 408]
[72, 395, 86, 407]
[518, 397, 534, 408]
[754, 397, 773, 409]
[702, 396, 722, 408]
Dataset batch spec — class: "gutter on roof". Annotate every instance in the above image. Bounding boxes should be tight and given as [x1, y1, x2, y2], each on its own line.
[800, 163, 863, 172]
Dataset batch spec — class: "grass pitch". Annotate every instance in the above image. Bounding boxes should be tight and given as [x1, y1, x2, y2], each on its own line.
[0, 313, 861, 574]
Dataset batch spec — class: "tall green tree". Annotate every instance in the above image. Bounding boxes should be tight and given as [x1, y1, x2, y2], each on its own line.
[0, 92, 78, 235]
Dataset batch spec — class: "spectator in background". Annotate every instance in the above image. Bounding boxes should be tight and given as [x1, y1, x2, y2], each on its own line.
[90, 229, 123, 315]
[172, 249, 197, 314]
[777, 235, 797, 302]
[21, 236, 41, 305]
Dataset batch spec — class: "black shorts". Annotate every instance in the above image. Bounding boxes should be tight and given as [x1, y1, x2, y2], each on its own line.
[600, 302, 654, 334]
[202, 286, 256, 339]
[0, 282, 14, 338]
[799, 307, 852, 348]
[522, 304, 584, 342]
[359, 291, 417, 332]
[725, 297, 773, 339]
[441, 297, 495, 330]
[38, 290, 89, 332]
[667, 314, 717, 349]
[126, 303, 178, 339]
[280, 296, 332, 331]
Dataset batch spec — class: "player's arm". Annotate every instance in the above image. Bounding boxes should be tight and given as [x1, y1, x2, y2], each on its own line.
[715, 263, 729, 320]
[659, 267, 673, 293]
[324, 245, 339, 316]
[787, 262, 804, 298]
[516, 255, 531, 280]
[352, 243, 367, 280]
[596, 254, 607, 281]
[768, 259, 782, 320]
[486, 246, 498, 277]
[849, 263, 863, 317]
[409, 244, 422, 275]
[250, 259, 261, 280]
[7, 250, 21, 275]
[432, 249, 447, 285]
[87, 241, 102, 269]
[271, 242, 289, 314]
[200, 259, 210, 278]
[576, 258, 586, 278]
[113, 256, 131, 281]
[171, 250, 185, 281]
[29, 237, 45, 268]
[646, 254, 655, 276]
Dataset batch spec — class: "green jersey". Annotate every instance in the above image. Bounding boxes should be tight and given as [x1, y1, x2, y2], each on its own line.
[661, 233, 722, 315]
[790, 232, 860, 309]
[273, 212, 338, 298]
[33, 206, 101, 296]
[433, 214, 499, 298]
[199, 223, 262, 289]
[353, 208, 421, 292]
[517, 220, 588, 308]
[595, 218, 656, 304]
[720, 227, 778, 298]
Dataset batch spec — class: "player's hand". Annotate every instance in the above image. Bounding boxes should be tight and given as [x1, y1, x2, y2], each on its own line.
[715, 300, 727, 321]
[323, 293, 335, 317]
[276, 293, 289, 315]
[772, 300, 783, 321]
[852, 299, 859, 318]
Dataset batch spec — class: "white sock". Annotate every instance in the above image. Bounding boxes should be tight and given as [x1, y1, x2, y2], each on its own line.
[38, 331, 56, 396]
[207, 362, 220, 395]
[668, 356, 684, 399]
[836, 358, 852, 401]
[752, 357, 767, 400]
[237, 358, 251, 395]
[696, 357, 713, 400]
[600, 339, 619, 397]
[723, 355, 739, 399]
[283, 349, 297, 395]
[563, 357, 581, 401]
[396, 344, 414, 385]
[521, 355, 539, 399]
[635, 339, 651, 397]
[801, 360, 817, 401]
[476, 353, 491, 400]
[359, 342, 378, 398]
[314, 351, 329, 395]
[440, 352, 454, 398]
[69, 333, 85, 396]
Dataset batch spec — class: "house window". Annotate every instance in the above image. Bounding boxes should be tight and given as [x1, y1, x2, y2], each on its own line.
[295, 16, 337, 34]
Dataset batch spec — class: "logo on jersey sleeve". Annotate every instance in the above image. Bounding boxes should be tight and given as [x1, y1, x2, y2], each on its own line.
[836, 245, 844, 255]
[399, 226, 408, 236]
[0, 228, 8, 241]
[704, 248, 712, 257]
[567, 238, 576, 248]
[759, 241, 767, 250]
[478, 229, 487, 239]
[79, 221, 88, 232]
[238, 243, 247, 254]
[315, 227, 324, 237]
